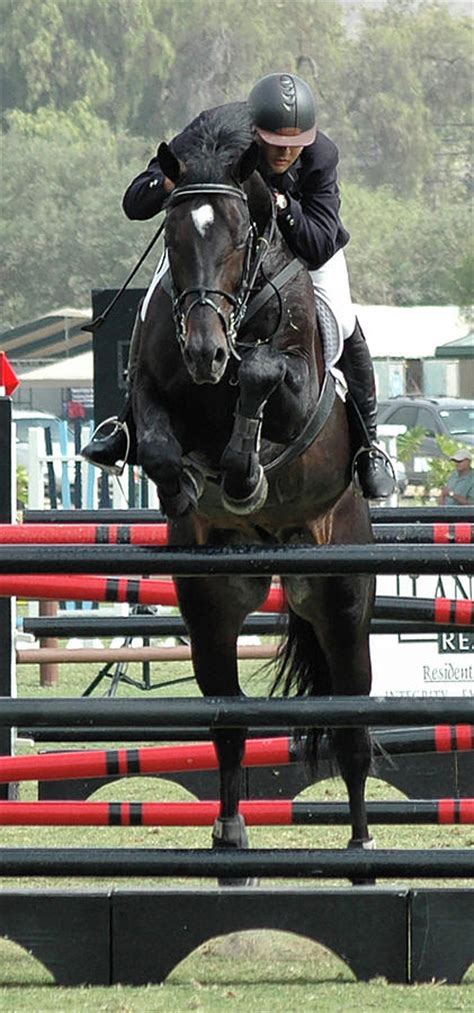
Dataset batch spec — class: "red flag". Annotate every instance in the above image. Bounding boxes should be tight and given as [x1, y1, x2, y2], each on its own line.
[0, 352, 20, 395]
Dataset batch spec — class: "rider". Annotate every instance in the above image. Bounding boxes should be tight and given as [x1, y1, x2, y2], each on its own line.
[82, 72, 394, 498]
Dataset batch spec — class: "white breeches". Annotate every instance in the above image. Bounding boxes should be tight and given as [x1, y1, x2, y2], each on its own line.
[309, 249, 356, 342]
[141, 246, 356, 341]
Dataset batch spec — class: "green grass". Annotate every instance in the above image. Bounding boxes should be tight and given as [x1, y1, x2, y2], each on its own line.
[1, 653, 473, 1009]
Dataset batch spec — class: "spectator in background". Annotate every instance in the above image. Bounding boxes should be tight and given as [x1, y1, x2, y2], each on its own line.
[439, 450, 474, 506]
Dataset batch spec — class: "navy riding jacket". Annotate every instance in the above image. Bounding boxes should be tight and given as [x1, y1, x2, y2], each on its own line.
[122, 102, 350, 271]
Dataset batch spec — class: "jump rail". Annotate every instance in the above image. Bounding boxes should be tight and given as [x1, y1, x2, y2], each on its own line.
[2, 696, 473, 727]
[0, 847, 471, 878]
[22, 595, 474, 637]
[1, 727, 472, 782]
[22, 506, 474, 525]
[1, 575, 283, 609]
[0, 543, 472, 574]
[0, 799, 472, 826]
[1, 522, 472, 545]
[16, 644, 277, 665]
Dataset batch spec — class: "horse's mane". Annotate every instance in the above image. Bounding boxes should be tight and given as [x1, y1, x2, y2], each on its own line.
[182, 102, 254, 184]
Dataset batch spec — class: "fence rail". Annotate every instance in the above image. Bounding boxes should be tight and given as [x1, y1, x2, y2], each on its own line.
[2, 696, 473, 728]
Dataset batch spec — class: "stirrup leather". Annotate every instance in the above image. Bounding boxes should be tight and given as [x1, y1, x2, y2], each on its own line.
[84, 416, 131, 476]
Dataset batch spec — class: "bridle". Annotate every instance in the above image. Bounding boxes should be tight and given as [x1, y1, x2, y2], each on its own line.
[166, 182, 275, 361]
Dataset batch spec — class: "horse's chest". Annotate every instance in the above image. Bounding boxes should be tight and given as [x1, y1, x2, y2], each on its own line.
[172, 385, 236, 442]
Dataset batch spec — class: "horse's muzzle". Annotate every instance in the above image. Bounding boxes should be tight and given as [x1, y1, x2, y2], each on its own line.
[182, 338, 229, 385]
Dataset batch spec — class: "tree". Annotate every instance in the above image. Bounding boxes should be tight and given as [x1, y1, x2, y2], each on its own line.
[1, 107, 158, 325]
[339, 0, 472, 199]
[0, 0, 174, 131]
[342, 181, 470, 305]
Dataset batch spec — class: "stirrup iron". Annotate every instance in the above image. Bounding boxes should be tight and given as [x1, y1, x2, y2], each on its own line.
[83, 416, 131, 476]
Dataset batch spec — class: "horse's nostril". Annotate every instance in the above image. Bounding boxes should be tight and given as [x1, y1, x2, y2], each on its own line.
[214, 348, 226, 366]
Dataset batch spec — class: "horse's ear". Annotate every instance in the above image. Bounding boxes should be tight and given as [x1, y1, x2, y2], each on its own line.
[233, 141, 260, 183]
[157, 141, 182, 184]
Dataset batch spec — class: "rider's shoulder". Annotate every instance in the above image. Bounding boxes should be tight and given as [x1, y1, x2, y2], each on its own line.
[301, 130, 340, 172]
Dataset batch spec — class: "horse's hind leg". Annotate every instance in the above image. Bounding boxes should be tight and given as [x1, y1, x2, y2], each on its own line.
[284, 569, 375, 881]
[315, 575, 376, 880]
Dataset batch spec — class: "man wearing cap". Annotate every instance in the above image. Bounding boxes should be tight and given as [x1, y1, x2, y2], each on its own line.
[440, 451, 474, 505]
[82, 72, 393, 498]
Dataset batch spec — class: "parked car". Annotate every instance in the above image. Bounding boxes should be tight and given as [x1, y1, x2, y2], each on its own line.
[377, 396, 474, 484]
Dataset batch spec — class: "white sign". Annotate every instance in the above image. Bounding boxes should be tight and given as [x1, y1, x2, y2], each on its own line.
[371, 573, 474, 698]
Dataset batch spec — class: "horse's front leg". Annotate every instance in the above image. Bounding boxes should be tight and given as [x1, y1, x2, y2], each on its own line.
[133, 379, 204, 518]
[172, 522, 271, 884]
[220, 344, 310, 513]
[177, 568, 271, 884]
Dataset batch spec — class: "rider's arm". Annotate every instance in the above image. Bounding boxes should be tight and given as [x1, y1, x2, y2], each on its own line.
[275, 134, 350, 270]
[122, 156, 172, 220]
[123, 103, 247, 221]
[122, 112, 209, 220]
[122, 118, 197, 220]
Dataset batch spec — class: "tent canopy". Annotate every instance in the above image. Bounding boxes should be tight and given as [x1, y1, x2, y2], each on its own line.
[434, 332, 473, 359]
[0, 308, 92, 364]
[354, 304, 466, 359]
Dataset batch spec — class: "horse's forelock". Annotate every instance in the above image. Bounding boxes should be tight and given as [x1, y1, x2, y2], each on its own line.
[182, 103, 254, 184]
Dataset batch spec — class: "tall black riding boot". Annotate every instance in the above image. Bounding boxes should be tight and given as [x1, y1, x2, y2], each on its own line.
[81, 307, 141, 474]
[339, 320, 395, 499]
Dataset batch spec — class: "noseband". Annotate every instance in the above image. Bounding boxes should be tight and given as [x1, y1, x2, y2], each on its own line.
[167, 182, 274, 361]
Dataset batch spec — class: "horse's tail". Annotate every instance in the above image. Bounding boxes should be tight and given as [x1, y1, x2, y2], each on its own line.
[271, 606, 335, 776]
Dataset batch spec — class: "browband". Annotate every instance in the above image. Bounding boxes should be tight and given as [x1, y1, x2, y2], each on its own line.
[169, 183, 248, 205]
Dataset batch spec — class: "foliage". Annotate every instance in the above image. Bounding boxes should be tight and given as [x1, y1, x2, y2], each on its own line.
[1, 109, 158, 325]
[339, 0, 472, 199]
[342, 183, 473, 305]
[395, 426, 424, 464]
[423, 433, 469, 498]
[395, 428, 470, 500]
[16, 464, 28, 507]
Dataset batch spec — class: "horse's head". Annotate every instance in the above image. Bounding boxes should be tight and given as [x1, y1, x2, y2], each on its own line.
[158, 139, 263, 385]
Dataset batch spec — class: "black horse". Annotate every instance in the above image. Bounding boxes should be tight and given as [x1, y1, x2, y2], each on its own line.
[133, 107, 375, 869]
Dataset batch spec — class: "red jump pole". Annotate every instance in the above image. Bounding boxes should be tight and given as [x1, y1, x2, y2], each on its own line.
[0, 737, 293, 784]
[0, 798, 472, 826]
[2, 522, 472, 544]
[1, 726, 472, 784]
[0, 524, 168, 545]
[0, 574, 286, 611]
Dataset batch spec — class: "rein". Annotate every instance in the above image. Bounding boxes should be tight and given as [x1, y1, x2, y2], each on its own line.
[166, 182, 276, 361]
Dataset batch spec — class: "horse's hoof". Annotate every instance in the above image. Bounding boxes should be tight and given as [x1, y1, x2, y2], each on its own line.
[183, 462, 206, 502]
[212, 815, 258, 888]
[221, 467, 268, 515]
[348, 836, 376, 850]
[159, 468, 204, 519]
[348, 835, 376, 886]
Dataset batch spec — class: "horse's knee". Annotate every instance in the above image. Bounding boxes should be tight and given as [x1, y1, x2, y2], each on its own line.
[138, 440, 181, 488]
[238, 348, 286, 414]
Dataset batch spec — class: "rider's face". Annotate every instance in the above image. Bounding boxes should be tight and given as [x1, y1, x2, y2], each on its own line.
[262, 141, 304, 175]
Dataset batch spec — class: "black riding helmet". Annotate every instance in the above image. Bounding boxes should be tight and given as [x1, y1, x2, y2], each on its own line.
[248, 73, 317, 147]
